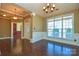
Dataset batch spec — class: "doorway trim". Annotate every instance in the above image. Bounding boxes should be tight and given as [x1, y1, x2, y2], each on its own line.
[11, 22, 16, 39]
[11, 22, 23, 39]
[11, 22, 16, 49]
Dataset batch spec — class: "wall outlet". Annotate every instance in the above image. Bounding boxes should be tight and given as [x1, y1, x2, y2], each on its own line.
[74, 39, 77, 42]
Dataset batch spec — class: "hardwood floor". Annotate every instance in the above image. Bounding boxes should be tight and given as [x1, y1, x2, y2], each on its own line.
[0, 39, 11, 56]
[0, 39, 79, 56]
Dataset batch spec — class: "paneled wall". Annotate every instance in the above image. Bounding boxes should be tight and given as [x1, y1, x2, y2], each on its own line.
[23, 17, 32, 40]
[31, 15, 46, 43]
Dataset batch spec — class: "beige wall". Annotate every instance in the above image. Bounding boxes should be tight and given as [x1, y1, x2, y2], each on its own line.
[74, 9, 79, 33]
[0, 14, 46, 40]
[23, 15, 46, 40]
[0, 18, 24, 38]
[32, 15, 45, 32]
[23, 17, 32, 40]
[30, 15, 46, 43]
[0, 18, 11, 38]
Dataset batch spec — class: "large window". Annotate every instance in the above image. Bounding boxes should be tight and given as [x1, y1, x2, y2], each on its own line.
[48, 19, 54, 37]
[47, 15, 73, 39]
[63, 16, 73, 39]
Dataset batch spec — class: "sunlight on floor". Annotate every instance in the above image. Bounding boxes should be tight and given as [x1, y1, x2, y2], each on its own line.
[12, 39, 22, 55]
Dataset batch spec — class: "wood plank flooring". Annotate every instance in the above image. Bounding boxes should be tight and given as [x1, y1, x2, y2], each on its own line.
[0, 39, 79, 56]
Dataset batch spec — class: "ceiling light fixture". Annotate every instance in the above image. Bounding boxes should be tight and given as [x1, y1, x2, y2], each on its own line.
[32, 12, 36, 16]
[13, 16, 18, 19]
[43, 3, 58, 13]
[13, 8, 18, 20]
[3, 14, 6, 17]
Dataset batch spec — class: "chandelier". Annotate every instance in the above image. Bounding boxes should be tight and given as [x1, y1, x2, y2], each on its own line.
[43, 3, 57, 13]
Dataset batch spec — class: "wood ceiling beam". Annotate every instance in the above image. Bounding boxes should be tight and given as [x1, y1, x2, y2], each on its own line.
[0, 9, 24, 18]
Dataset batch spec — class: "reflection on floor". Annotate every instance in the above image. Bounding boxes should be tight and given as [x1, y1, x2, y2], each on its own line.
[47, 43, 74, 56]
[12, 39, 22, 55]
[0, 39, 79, 56]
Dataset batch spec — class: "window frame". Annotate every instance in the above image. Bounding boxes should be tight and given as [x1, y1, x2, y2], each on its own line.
[47, 13, 74, 40]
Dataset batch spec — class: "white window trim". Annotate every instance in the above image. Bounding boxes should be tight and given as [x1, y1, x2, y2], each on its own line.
[47, 13, 74, 40]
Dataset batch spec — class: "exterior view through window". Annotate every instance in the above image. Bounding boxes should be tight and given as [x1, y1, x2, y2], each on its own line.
[47, 15, 73, 39]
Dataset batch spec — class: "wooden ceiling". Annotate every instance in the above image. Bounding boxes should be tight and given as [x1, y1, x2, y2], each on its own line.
[0, 3, 31, 19]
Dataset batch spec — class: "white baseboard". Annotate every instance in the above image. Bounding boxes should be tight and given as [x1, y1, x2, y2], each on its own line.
[30, 39, 42, 43]
[0, 37, 12, 39]
[21, 37, 31, 41]
[45, 38, 79, 46]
